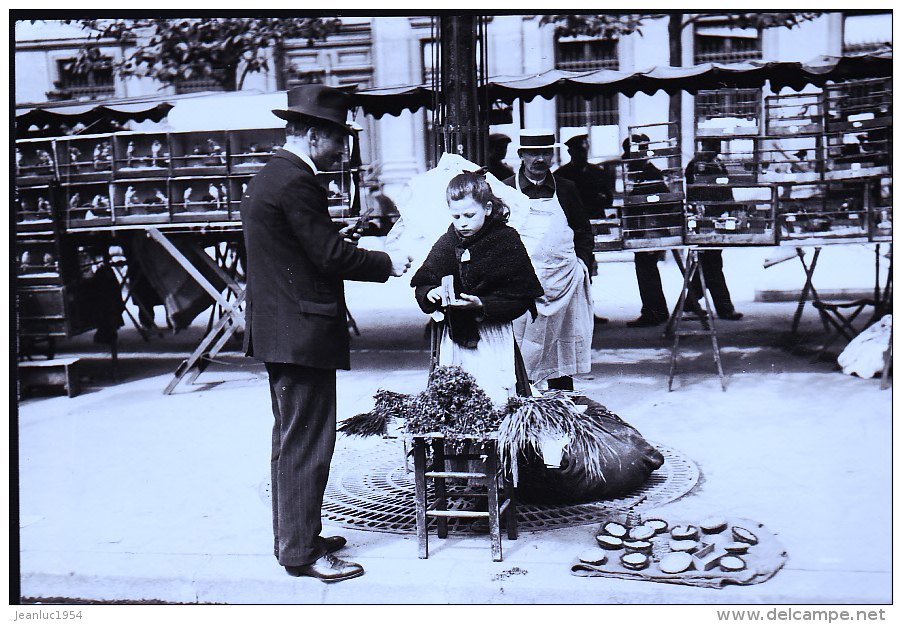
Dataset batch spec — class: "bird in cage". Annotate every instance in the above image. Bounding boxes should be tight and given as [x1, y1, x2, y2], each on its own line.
[16, 148, 22, 172]
[154, 188, 168, 205]
[36, 149, 53, 167]
[69, 145, 82, 164]
[183, 187, 193, 207]
[206, 183, 220, 209]
[125, 186, 140, 208]
[94, 144, 104, 169]
[43, 252, 55, 266]
[20, 250, 32, 268]
[207, 138, 226, 165]
[220, 183, 229, 208]
[92, 194, 110, 217]
[69, 192, 81, 211]
[37, 196, 52, 216]
[151, 139, 164, 167]
[126, 141, 136, 167]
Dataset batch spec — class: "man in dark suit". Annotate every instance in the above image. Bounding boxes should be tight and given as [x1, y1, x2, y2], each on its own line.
[240, 85, 411, 582]
[554, 132, 614, 322]
[554, 133, 614, 220]
[684, 139, 742, 321]
[622, 134, 672, 327]
[487, 133, 515, 181]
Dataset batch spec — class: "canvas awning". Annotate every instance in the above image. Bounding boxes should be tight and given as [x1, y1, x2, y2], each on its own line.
[349, 49, 893, 119]
[16, 99, 176, 135]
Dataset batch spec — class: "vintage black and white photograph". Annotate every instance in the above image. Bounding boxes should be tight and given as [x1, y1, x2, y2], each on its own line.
[12, 12, 893, 611]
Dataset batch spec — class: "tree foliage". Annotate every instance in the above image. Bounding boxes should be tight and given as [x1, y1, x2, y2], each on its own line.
[540, 12, 823, 40]
[538, 14, 649, 40]
[63, 18, 342, 91]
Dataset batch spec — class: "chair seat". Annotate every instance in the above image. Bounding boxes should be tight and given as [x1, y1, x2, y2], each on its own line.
[812, 298, 880, 341]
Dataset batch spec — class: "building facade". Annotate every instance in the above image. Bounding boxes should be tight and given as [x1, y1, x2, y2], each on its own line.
[15, 13, 891, 200]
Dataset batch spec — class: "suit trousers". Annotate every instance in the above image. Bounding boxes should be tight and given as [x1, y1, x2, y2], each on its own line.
[265, 362, 337, 567]
[689, 250, 736, 316]
[634, 251, 669, 321]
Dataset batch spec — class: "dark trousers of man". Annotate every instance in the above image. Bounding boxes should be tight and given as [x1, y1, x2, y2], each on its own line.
[634, 251, 669, 321]
[265, 362, 336, 567]
[689, 250, 737, 317]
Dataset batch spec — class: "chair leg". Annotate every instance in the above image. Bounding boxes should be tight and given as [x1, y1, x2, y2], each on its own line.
[413, 438, 429, 559]
[434, 438, 448, 539]
[485, 443, 502, 562]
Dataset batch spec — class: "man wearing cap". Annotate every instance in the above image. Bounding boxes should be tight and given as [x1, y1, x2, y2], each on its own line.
[488, 133, 515, 181]
[684, 138, 743, 321]
[555, 133, 614, 220]
[240, 84, 412, 582]
[622, 134, 673, 327]
[503, 129, 594, 391]
[555, 132, 614, 323]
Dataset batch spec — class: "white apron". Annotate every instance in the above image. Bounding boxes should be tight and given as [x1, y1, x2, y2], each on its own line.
[438, 322, 517, 407]
[512, 176, 594, 383]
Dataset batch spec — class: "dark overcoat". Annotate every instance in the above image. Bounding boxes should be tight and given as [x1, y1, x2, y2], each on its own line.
[240, 149, 392, 370]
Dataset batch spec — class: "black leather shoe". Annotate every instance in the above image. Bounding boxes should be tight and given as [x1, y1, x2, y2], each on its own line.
[286, 553, 364, 583]
[321, 535, 347, 553]
[719, 311, 744, 321]
[626, 315, 665, 328]
[594, 315, 609, 324]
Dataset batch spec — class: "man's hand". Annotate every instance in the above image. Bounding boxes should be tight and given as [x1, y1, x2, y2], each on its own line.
[389, 252, 413, 277]
[339, 221, 363, 244]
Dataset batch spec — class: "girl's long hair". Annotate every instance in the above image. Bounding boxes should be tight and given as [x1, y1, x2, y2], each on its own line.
[446, 171, 510, 224]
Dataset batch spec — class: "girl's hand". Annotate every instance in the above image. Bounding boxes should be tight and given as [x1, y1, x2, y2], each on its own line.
[448, 293, 483, 309]
[425, 287, 443, 303]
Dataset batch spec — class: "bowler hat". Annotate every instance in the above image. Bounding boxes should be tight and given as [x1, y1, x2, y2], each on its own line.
[517, 129, 560, 150]
[272, 84, 354, 134]
[564, 133, 588, 148]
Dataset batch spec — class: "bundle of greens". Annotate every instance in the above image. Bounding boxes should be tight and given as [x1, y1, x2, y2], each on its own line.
[338, 366, 509, 438]
[339, 369, 648, 496]
[496, 391, 627, 486]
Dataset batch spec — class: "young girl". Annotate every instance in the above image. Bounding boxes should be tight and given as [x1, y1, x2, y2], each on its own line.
[410, 172, 544, 406]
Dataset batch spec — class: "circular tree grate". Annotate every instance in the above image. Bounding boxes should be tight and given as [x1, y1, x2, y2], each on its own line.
[304, 438, 700, 534]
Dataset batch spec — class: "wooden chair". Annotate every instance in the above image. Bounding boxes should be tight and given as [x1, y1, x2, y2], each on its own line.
[412, 434, 517, 562]
[811, 298, 880, 352]
[811, 243, 892, 355]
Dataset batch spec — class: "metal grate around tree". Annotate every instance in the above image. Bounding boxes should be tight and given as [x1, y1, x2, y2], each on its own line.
[294, 438, 701, 534]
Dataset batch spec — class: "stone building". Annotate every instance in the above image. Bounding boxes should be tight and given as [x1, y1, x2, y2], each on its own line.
[14, 13, 891, 200]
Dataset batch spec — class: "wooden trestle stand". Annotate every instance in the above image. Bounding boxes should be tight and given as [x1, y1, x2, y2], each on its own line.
[664, 248, 727, 392]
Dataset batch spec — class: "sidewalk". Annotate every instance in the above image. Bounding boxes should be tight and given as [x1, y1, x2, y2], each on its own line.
[15, 246, 893, 604]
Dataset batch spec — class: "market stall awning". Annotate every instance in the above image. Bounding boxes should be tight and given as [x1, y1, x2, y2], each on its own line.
[349, 48, 893, 118]
[16, 99, 175, 135]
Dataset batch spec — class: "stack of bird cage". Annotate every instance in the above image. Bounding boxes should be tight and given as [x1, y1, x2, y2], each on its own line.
[620, 122, 684, 249]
